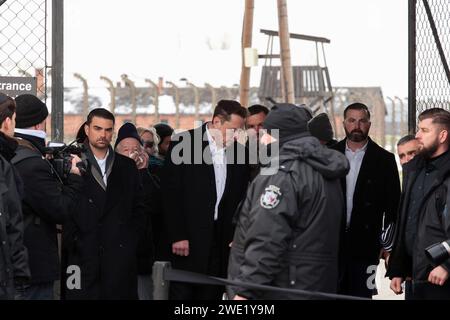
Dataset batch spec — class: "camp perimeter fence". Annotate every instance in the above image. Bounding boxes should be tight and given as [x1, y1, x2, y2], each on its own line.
[409, 0, 450, 132]
[0, 0, 48, 99]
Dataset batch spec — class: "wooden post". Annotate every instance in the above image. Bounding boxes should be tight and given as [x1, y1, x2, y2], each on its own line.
[277, 0, 295, 103]
[239, 0, 254, 107]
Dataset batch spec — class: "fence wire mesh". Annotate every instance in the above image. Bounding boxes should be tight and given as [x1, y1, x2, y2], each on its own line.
[0, 0, 47, 98]
[415, 0, 450, 113]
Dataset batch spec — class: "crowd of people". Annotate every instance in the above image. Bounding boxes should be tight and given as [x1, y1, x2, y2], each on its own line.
[0, 91, 449, 300]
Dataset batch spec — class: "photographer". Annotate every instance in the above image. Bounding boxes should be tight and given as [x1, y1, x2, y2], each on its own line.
[426, 240, 450, 267]
[12, 94, 83, 300]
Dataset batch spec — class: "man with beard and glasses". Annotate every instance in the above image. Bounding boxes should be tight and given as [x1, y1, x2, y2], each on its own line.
[332, 102, 400, 298]
[388, 108, 450, 300]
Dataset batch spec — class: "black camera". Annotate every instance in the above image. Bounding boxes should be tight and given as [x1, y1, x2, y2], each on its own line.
[43, 141, 87, 181]
[425, 239, 450, 266]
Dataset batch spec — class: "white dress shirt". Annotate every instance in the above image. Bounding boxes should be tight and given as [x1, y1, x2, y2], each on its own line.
[206, 125, 227, 221]
[345, 140, 368, 227]
[94, 149, 109, 186]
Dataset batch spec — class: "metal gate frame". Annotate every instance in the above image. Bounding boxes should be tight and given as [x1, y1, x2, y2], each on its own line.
[409, 0, 450, 133]
[0, 0, 64, 141]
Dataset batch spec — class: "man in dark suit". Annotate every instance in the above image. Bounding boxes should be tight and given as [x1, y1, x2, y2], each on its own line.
[332, 102, 401, 298]
[162, 100, 250, 300]
[62, 108, 145, 299]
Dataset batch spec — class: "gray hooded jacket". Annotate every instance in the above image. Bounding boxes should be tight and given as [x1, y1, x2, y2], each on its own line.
[227, 135, 349, 299]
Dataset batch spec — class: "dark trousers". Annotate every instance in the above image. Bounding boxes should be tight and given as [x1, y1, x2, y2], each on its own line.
[339, 260, 375, 298]
[406, 280, 450, 300]
[338, 231, 377, 299]
[405, 279, 415, 300]
[169, 222, 225, 300]
[16, 282, 54, 300]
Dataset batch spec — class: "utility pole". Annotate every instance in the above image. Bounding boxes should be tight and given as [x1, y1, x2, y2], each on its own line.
[239, 0, 254, 107]
[277, 0, 295, 103]
[145, 78, 160, 123]
[100, 76, 116, 114]
[73, 73, 89, 119]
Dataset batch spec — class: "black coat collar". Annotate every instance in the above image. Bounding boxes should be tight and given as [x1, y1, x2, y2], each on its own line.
[14, 132, 46, 153]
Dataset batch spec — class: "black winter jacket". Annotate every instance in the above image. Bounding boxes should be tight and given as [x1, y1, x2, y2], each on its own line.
[12, 133, 83, 284]
[0, 133, 30, 299]
[227, 135, 349, 299]
[387, 152, 450, 281]
[62, 147, 145, 299]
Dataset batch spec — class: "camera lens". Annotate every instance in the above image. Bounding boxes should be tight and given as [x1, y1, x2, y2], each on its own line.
[425, 240, 450, 265]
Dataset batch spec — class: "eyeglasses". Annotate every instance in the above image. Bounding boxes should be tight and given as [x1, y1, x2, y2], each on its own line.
[144, 141, 155, 148]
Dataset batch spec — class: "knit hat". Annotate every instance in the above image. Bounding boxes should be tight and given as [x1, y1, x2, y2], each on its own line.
[308, 113, 334, 143]
[14, 94, 49, 128]
[154, 123, 174, 146]
[114, 122, 142, 148]
[263, 103, 313, 143]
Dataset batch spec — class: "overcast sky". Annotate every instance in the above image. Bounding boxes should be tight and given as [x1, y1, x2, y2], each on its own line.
[63, 0, 408, 98]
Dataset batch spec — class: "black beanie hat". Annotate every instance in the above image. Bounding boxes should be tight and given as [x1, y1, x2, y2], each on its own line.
[263, 103, 313, 142]
[114, 122, 143, 149]
[15, 94, 49, 128]
[154, 123, 174, 146]
[307, 113, 334, 143]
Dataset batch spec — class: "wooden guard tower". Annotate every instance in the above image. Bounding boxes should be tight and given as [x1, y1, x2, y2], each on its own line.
[258, 29, 336, 124]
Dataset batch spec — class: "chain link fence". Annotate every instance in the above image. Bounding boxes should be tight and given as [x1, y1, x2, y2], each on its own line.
[0, 0, 48, 98]
[410, 0, 450, 129]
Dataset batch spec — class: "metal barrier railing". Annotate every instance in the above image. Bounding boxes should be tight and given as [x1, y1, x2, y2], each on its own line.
[152, 261, 370, 301]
